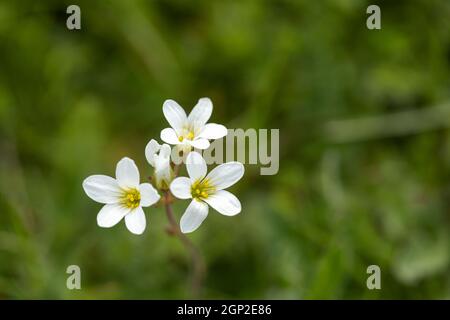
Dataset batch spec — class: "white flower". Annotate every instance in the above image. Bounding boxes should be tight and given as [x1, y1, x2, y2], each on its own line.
[160, 98, 228, 151]
[82, 157, 160, 235]
[170, 151, 244, 233]
[145, 139, 173, 190]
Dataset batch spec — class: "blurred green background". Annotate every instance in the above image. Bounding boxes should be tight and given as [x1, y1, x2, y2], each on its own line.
[1, 0, 450, 299]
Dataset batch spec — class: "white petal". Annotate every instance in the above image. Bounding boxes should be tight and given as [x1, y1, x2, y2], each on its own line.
[170, 177, 192, 199]
[159, 144, 172, 158]
[180, 199, 209, 234]
[97, 203, 129, 228]
[154, 165, 172, 188]
[139, 183, 160, 207]
[116, 157, 140, 189]
[205, 162, 244, 190]
[153, 144, 173, 188]
[197, 123, 228, 140]
[186, 151, 207, 181]
[188, 138, 210, 150]
[204, 190, 241, 216]
[83, 175, 122, 204]
[153, 144, 172, 172]
[163, 99, 187, 132]
[161, 128, 181, 145]
[188, 97, 212, 129]
[125, 207, 146, 235]
[145, 139, 161, 167]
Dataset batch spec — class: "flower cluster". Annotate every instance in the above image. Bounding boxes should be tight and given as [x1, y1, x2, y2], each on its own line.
[82, 98, 244, 235]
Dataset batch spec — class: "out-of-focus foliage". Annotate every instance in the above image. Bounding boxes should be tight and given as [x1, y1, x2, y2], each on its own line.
[0, 0, 449, 299]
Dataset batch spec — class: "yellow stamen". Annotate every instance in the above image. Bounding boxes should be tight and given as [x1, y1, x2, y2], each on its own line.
[191, 179, 215, 200]
[121, 188, 141, 209]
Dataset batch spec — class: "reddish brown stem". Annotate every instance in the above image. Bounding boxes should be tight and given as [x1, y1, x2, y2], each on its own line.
[163, 191, 206, 298]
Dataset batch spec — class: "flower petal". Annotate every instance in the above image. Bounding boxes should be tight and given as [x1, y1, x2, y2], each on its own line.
[153, 144, 173, 188]
[125, 207, 146, 235]
[116, 157, 140, 189]
[163, 99, 187, 132]
[159, 144, 172, 158]
[145, 139, 161, 167]
[161, 128, 181, 145]
[204, 190, 241, 216]
[188, 97, 212, 129]
[186, 151, 207, 181]
[180, 199, 209, 233]
[197, 123, 228, 140]
[205, 162, 244, 190]
[139, 183, 160, 207]
[153, 144, 172, 172]
[170, 177, 192, 199]
[188, 138, 210, 150]
[97, 203, 129, 228]
[83, 175, 122, 204]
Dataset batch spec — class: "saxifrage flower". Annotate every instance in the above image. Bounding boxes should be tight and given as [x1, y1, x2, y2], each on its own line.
[160, 98, 228, 151]
[170, 151, 244, 233]
[82, 157, 160, 235]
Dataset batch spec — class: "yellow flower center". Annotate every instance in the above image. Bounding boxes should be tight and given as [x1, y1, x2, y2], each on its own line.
[121, 188, 141, 208]
[178, 131, 195, 142]
[186, 131, 195, 140]
[191, 179, 215, 200]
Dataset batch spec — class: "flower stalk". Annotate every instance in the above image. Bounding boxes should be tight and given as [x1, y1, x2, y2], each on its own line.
[163, 190, 206, 298]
